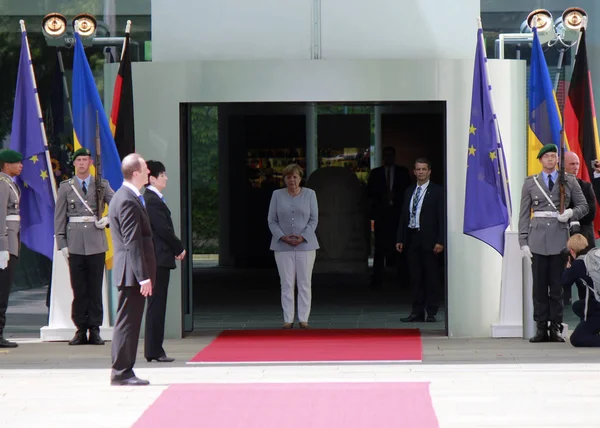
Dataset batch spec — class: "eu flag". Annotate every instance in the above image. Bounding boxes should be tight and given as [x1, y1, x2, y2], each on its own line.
[463, 28, 510, 256]
[72, 32, 123, 191]
[9, 30, 56, 261]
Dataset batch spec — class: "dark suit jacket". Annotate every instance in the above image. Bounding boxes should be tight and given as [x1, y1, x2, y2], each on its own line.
[367, 164, 411, 220]
[109, 185, 156, 287]
[576, 179, 597, 226]
[397, 182, 445, 249]
[144, 189, 184, 269]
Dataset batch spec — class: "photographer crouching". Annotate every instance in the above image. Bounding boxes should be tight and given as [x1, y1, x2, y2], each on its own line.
[562, 234, 600, 347]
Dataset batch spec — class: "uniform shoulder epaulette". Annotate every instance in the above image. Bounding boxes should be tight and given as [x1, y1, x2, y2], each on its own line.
[525, 174, 536, 180]
[59, 178, 73, 186]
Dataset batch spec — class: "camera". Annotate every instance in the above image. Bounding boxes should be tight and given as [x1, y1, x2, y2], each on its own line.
[560, 247, 572, 264]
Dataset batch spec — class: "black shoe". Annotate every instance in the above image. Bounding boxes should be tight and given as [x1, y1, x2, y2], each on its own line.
[146, 356, 175, 363]
[0, 336, 18, 348]
[68, 330, 88, 346]
[426, 315, 437, 322]
[549, 323, 566, 343]
[529, 326, 549, 343]
[401, 314, 425, 322]
[110, 376, 150, 386]
[88, 329, 105, 345]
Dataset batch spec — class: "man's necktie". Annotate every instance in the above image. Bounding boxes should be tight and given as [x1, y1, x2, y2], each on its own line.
[410, 186, 422, 228]
[139, 194, 146, 207]
[548, 176, 554, 192]
[82, 181, 87, 195]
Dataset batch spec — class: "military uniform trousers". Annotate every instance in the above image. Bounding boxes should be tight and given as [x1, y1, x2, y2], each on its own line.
[68, 253, 105, 330]
[531, 253, 564, 325]
[0, 256, 18, 335]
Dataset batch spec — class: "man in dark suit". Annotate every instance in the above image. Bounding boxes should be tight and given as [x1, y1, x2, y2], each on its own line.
[396, 158, 444, 322]
[108, 153, 155, 386]
[565, 151, 596, 304]
[367, 146, 411, 289]
[144, 161, 186, 363]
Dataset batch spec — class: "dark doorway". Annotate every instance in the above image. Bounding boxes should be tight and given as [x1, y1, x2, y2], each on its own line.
[186, 102, 447, 335]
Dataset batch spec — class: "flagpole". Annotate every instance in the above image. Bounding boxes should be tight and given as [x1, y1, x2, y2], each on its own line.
[120, 20, 132, 61]
[19, 20, 58, 202]
[477, 17, 513, 230]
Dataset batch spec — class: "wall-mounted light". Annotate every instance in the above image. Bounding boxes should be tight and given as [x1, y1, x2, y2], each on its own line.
[555, 7, 587, 44]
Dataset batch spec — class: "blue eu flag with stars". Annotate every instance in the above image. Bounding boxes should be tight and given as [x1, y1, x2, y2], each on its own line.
[463, 28, 510, 256]
[9, 30, 56, 260]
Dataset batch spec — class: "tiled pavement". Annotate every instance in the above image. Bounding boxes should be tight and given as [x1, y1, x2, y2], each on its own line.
[1, 287, 599, 427]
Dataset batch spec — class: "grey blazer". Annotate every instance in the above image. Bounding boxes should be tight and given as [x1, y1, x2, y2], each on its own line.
[0, 172, 20, 257]
[109, 185, 156, 287]
[268, 187, 319, 252]
[518, 173, 588, 256]
[54, 177, 114, 255]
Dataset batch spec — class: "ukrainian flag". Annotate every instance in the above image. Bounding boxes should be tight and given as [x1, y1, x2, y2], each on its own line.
[528, 28, 566, 175]
[72, 33, 123, 269]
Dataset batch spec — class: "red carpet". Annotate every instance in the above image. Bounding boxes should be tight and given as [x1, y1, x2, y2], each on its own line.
[132, 383, 439, 428]
[188, 329, 422, 364]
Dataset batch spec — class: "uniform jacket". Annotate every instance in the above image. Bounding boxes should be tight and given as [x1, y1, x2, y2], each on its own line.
[54, 177, 114, 255]
[0, 172, 20, 257]
[519, 173, 588, 255]
[144, 188, 184, 269]
[109, 185, 156, 287]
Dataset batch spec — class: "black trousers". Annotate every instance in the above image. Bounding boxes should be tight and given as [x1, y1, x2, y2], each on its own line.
[68, 253, 105, 331]
[531, 253, 564, 324]
[0, 256, 18, 335]
[144, 267, 171, 359]
[406, 229, 439, 316]
[373, 209, 401, 285]
[111, 285, 146, 381]
[570, 299, 600, 347]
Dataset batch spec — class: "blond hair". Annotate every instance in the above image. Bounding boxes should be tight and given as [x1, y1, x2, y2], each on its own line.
[567, 233, 588, 254]
[281, 163, 303, 178]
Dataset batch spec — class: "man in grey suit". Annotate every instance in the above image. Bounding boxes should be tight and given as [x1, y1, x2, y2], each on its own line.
[519, 144, 589, 343]
[54, 148, 114, 345]
[109, 153, 154, 386]
[0, 149, 23, 348]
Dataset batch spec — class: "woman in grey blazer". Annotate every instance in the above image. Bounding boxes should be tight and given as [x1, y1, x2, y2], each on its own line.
[268, 164, 319, 329]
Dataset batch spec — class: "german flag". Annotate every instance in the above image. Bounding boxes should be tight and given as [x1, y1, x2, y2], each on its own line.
[564, 28, 600, 234]
[109, 31, 135, 159]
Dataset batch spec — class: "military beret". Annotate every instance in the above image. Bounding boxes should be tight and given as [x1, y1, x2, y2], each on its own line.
[0, 149, 23, 163]
[73, 147, 91, 160]
[537, 144, 558, 159]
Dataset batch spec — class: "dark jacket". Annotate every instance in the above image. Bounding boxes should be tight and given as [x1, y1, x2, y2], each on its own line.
[397, 182, 445, 249]
[144, 189, 184, 269]
[367, 164, 411, 220]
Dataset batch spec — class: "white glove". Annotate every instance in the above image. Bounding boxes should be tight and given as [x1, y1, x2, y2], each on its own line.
[95, 217, 109, 229]
[521, 245, 533, 259]
[0, 251, 8, 270]
[557, 208, 574, 223]
[61, 247, 69, 260]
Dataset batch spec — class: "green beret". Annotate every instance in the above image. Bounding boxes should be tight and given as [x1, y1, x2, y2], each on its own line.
[537, 144, 558, 159]
[0, 149, 23, 163]
[73, 147, 91, 160]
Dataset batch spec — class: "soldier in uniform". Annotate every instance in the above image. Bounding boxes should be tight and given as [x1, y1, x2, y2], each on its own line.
[519, 144, 589, 343]
[0, 149, 23, 348]
[54, 148, 115, 345]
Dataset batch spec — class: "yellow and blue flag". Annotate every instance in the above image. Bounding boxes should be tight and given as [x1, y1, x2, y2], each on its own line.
[72, 32, 123, 268]
[463, 27, 511, 255]
[10, 29, 56, 260]
[528, 27, 564, 175]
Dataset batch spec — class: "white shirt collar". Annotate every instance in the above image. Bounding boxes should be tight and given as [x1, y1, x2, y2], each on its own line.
[416, 180, 430, 190]
[146, 185, 163, 199]
[122, 181, 142, 197]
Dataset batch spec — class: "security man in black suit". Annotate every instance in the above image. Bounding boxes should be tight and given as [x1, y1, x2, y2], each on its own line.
[564, 151, 596, 304]
[396, 158, 444, 322]
[367, 146, 411, 289]
[143, 161, 186, 363]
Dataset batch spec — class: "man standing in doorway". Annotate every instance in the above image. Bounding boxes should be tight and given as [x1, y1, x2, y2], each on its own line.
[396, 158, 444, 322]
[0, 149, 23, 348]
[54, 148, 114, 345]
[519, 144, 588, 343]
[367, 146, 411, 289]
